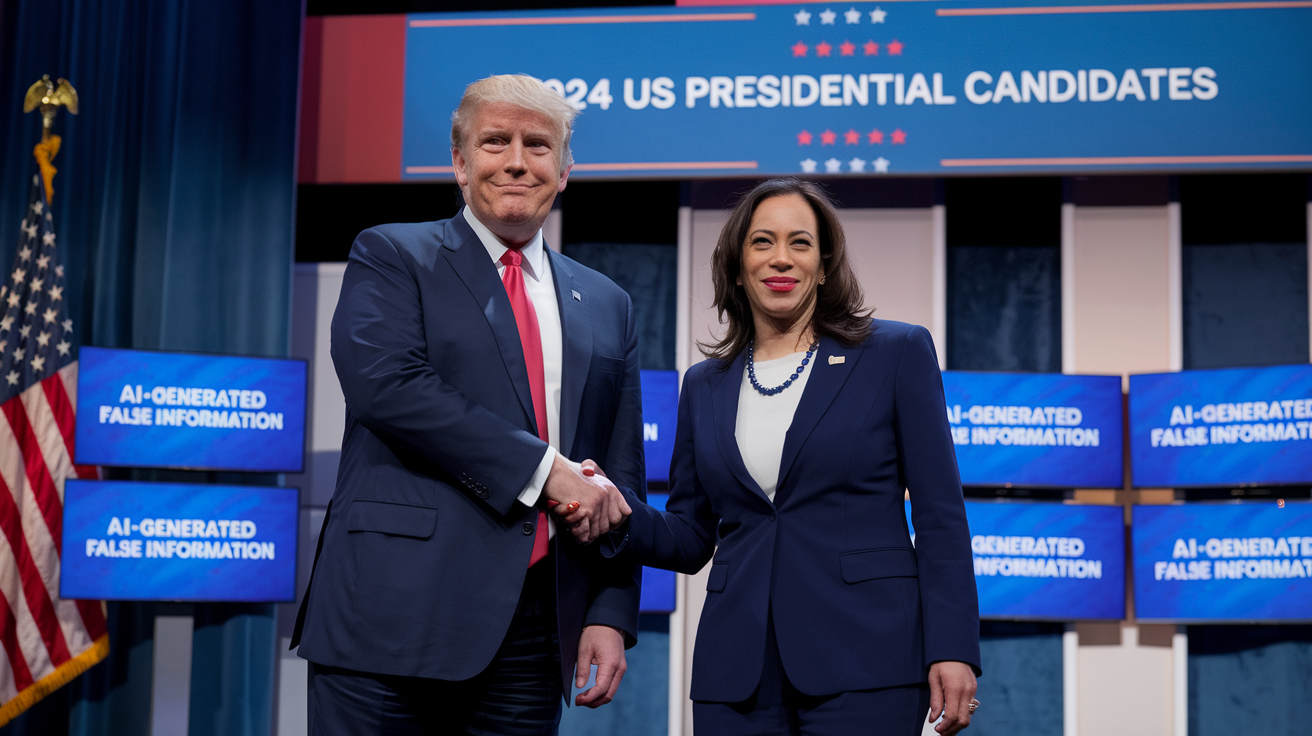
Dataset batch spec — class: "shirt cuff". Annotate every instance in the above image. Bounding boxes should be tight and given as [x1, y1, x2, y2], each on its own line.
[518, 445, 556, 509]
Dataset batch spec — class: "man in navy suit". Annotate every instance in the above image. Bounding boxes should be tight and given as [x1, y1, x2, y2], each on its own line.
[292, 74, 644, 735]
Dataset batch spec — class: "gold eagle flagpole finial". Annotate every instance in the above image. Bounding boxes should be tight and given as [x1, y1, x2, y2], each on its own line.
[23, 75, 78, 205]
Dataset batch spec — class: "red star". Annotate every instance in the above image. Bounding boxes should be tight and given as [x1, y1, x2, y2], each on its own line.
[887, 39, 904, 55]
[863, 40, 879, 56]
[820, 129, 837, 145]
[868, 128, 884, 144]
[797, 130, 813, 146]
[839, 40, 856, 57]
[792, 41, 808, 57]
[891, 128, 907, 144]
[844, 129, 860, 145]
[815, 40, 832, 57]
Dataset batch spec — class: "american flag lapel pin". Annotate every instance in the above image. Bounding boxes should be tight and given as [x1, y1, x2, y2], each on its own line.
[571, 290, 581, 301]
[829, 355, 845, 365]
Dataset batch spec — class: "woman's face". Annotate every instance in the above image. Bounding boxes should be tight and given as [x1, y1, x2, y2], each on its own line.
[739, 193, 824, 329]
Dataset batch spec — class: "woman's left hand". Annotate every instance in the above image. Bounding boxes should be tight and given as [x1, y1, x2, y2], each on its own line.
[927, 660, 977, 734]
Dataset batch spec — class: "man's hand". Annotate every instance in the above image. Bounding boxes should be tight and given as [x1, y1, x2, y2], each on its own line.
[574, 625, 627, 708]
[544, 455, 630, 544]
[927, 661, 977, 734]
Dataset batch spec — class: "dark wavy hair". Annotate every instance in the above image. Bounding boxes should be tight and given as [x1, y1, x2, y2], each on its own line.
[700, 178, 873, 362]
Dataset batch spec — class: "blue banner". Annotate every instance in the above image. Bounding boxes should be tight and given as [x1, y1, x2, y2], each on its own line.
[641, 370, 679, 483]
[639, 492, 676, 613]
[75, 347, 308, 473]
[1133, 502, 1312, 622]
[61, 480, 299, 602]
[943, 371, 1123, 488]
[401, 2, 1312, 178]
[1129, 365, 1312, 488]
[907, 500, 1125, 620]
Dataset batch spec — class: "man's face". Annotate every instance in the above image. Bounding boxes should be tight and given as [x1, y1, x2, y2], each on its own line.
[452, 102, 569, 246]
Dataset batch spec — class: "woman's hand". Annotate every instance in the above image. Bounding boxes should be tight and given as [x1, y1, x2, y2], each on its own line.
[928, 660, 977, 734]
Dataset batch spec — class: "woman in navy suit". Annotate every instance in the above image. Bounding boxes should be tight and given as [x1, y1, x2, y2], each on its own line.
[605, 178, 980, 735]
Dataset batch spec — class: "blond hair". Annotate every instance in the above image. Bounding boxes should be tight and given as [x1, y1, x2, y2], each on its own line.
[450, 74, 578, 172]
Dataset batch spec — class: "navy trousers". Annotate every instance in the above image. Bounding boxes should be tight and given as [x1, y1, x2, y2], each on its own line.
[307, 561, 562, 736]
[693, 610, 932, 736]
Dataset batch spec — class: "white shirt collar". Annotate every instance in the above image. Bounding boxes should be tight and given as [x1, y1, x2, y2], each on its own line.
[463, 205, 546, 282]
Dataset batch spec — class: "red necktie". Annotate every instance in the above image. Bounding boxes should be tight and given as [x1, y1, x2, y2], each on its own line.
[501, 248, 552, 567]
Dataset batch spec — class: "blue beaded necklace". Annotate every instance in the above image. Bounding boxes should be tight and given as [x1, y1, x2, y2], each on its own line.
[746, 339, 819, 397]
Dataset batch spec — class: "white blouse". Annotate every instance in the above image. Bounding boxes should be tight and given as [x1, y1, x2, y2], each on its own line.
[734, 350, 814, 502]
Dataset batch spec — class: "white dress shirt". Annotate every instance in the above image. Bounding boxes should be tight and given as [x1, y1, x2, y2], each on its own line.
[735, 350, 813, 502]
[463, 207, 561, 530]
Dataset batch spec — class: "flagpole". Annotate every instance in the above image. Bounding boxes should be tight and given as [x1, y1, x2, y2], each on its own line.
[22, 75, 78, 206]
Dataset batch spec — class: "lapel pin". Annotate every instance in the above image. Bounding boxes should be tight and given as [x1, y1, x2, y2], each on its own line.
[572, 290, 581, 301]
[829, 355, 845, 365]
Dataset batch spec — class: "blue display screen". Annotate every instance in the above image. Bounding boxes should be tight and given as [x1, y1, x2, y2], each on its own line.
[907, 500, 1125, 620]
[639, 492, 675, 613]
[1129, 365, 1312, 487]
[401, 3, 1312, 178]
[75, 346, 307, 472]
[1133, 502, 1312, 622]
[943, 371, 1123, 488]
[641, 370, 678, 483]
[61, 480, 299, 602]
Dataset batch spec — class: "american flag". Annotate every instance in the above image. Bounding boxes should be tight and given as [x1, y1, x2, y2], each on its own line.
[0, 173, 107, 725]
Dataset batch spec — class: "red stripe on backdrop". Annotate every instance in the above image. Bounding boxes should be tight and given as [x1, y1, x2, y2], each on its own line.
[40, 376, 97, 480]
[0, 594, 32, 691]
[0, 467, 70, 667]
[0, 402, 63, 545]
[301, 15, 407, 183]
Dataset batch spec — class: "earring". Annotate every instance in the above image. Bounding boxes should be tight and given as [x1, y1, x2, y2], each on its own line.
[819, 275, 826, 285]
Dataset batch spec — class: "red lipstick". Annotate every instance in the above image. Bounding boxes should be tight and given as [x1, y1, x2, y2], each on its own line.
[763, 277, 798, 292]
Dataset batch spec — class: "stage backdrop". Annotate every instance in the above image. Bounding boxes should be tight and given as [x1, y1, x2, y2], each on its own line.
[300, 1, 1312, 183]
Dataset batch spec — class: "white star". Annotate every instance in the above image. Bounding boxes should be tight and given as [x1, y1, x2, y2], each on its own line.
[793, 8, 811, 25]
[11, 268, 24, 283]
[36, 255, 48, 270]
[6, 293, 17, 308]
[35, 331, 49, 347]
[873, 156, 891, 173]
[17, 247, 30, 262]
[41, 232, 54, 246]
[801, 158, 818, 173]
[29, 356, 44, 373]
[19, 325, 29, 338]
[0, 316, 11, 331]
[844, 6, 862, 23]
[54, 265, 64, 278]
[849, 157, 867, 172]
[4, 371, 16, 386]
[22, 224, 36, 239]
[61, 318, 73, 332]
[819, 7, 837, 24]
[870, 6, 887, 23]
[31, 201, 42, 215]
[23, 302, 36, 316]
[48, 286, 61, 302]
[824, 157, 843, 173]
[13, 347, 24, 361]
[42, 308, 57, 324]
[55, 340, 70, 356]
[29, 278, 41, 293]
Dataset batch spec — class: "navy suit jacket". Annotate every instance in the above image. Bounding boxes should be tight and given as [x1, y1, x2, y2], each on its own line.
[291, 213, 645, 691]
[621, 320, 980, 702]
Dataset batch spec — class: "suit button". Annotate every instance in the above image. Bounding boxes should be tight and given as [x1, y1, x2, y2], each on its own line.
[768, 515, 776, 521]
[476, 488, 490, 499]
[522, 522, 535, 535]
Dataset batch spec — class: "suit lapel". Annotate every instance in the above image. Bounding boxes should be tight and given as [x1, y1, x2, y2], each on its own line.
[775, 337, 862, 501]
[549, 250, 591, 458]
[439, 214, 537, 433]
[710, 350, 772, 504]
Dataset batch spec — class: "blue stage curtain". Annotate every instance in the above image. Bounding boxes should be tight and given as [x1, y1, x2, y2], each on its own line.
[0, 1, 301, 734]
[560, 242, 678, 371]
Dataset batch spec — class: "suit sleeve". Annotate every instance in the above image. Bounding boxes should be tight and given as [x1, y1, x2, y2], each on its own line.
[330, 228, 548, 516]
[895, 326, 982, 675]
[582, 294, 646, 645]
[619, 368, 718, 576]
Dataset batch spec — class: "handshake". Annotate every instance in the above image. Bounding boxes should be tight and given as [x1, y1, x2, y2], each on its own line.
[543, 454, 632, 544]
